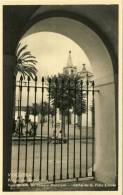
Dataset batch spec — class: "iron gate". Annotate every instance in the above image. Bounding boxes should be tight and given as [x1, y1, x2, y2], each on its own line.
[9, 75, 96, 186]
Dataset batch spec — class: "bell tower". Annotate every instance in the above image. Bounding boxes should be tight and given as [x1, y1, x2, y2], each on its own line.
[63, 50, 77, 76]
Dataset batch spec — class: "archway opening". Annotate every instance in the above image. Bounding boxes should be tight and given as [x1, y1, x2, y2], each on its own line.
[12, 16, 117, 185]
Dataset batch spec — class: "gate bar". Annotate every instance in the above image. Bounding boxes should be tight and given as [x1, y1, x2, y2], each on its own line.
[60, 79, 64, 180]
[92, 81, 95, 177]
[16, 83, 99, 93]
[16, 76, 23, 183]
[24, 76, 30, 182]
[46, 78, 51, 180]
[66, 79, 70, 179]
[86, 79, 89, 177]
[53, 78, 57, 183]
[39, 77, 44, 181]
[32, 76, 37, 181]
[79, 80, 83, 178]
[73, 79, 77, 178]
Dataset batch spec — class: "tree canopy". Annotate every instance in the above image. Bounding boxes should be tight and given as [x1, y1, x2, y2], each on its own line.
[47, 73, 86, 115]
[14, 43, 37, 80]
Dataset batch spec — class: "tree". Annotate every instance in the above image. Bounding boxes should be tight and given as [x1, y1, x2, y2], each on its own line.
[14, 42, 37, 80]
[31, 102, 49, 122]
[47, 73, 86, 136]
[13, 43, 38, 125]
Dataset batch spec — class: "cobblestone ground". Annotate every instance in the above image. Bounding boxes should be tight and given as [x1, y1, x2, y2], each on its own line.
[11, 124, 93, 184]
[35, 123, 93, 138]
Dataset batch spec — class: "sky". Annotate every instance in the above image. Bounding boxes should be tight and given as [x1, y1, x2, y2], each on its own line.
[19, 31, 92, 80]
[16, 32, 93, 106]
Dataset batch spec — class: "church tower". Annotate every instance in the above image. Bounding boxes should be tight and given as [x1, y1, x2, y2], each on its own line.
[63, 51, 77, 76]
[79, 64, 93, 81]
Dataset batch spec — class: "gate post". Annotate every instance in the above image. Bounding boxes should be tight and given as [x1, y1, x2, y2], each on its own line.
[3, 55, 16, 191]
[94, 79, 117, 185]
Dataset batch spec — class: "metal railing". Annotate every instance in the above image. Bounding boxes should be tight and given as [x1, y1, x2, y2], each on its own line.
[10, 75, 97, 185]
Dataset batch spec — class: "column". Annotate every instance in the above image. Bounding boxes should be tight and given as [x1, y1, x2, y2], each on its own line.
[3, 55, 16, 190]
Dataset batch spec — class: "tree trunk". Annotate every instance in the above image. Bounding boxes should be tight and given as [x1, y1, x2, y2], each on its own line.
[78, 115, 82, 130]
[52, 115, 54, 127]
[61, 114, 65, 137]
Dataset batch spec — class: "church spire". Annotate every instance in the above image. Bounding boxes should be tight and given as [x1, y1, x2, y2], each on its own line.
[67, 50, 73, 67]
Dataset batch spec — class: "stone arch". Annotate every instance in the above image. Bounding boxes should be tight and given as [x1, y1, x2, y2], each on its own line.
[19, 16, 117, 185]
[21, 10, 118, 75]
[23, 17, 114, 82]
